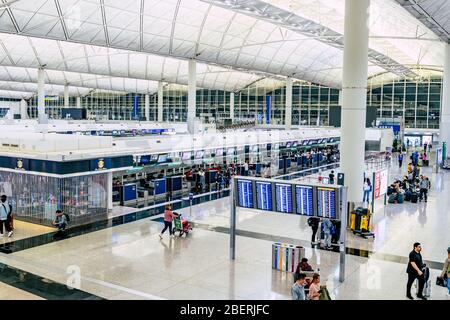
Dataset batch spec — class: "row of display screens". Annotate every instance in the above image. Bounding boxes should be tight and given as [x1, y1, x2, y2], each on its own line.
[236, 179, 339, 219]
[65, 129, 174, 136]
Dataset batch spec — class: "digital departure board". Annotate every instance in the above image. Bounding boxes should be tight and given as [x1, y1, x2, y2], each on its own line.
[317, 187, 337, 219]
[275, 183, 293, 213]
[256, 182, 272, 211]
[237, 180, 253, 208]
[296, 185, 314, 216]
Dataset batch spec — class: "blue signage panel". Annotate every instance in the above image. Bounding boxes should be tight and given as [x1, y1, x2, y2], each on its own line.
[256, 182, 272, 211]
[237, 180, 253, 208]
[275, 183, 293, 213]
[296, 185, 314, 216]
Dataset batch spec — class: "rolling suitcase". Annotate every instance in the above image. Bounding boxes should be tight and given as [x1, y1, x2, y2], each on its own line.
[397, 193, 404, 204]
[410, 193, 418, 203]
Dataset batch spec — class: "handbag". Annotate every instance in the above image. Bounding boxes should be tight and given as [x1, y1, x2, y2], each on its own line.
[436, 275, 448, 287]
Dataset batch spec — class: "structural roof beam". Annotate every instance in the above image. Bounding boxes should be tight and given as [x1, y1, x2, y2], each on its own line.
[202, 0, 418, 78]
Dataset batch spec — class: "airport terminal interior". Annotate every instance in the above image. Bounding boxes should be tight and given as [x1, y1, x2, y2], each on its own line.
[0, 0, 450, 302]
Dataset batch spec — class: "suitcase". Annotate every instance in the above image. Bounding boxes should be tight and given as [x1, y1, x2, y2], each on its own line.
[404, 190, 412, 202]
[397, 193, 404, 204]
[388, 193, 397, 204]
[410, 193, 418, 203]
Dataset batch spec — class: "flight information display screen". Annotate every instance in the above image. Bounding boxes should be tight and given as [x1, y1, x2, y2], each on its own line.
[275, 183, 293, 213]
[256, 182, 272, 211]
[317, 187, 337, 219]
[296, 185, 314, 216]
[237, 180, 253, 208]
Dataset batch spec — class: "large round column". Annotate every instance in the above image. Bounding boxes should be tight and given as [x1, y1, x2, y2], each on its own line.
[340, 0, 370, 202]
[144, 94, 150, 121]
[285, 77, 293, 130]
[37, 67, 47, 123]
[157, 82, 164, 122]
[188, 59, 197, 133]
[64, 85, 69, 108]
[229, 92, 235, 123]
[440, 43, 450, 155]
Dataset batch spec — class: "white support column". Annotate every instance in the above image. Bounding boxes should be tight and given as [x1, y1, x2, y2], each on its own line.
[157, 82, 164, 122]
[107, 171, 113, 211]
[76, 96, 81, 108]
[20, 99, 28, 119]
[37, 68, 47, 123]
[188, 59, 197, 134]
[440, 43, 450, 149]
[340, 0, 370, 203]
[285, 77, 293, 130]
[145, 94, 150, 121]
[64, 85, 69, 108]
[230, 92, 235, 122]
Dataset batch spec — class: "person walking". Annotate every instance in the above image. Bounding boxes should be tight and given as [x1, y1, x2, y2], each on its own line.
[159, 205, 178, 239]
[308, 216, 320, 245]
[0, 195, 13, 237]
[291, 273, 307, 300]
[322, 218, 333, 250]
[439, 247, 450, 297]
[406, 242, 426, 300]
[419, 176, 431, 202]
[363, 178, 372, 203]
[398, 152, 404, 168]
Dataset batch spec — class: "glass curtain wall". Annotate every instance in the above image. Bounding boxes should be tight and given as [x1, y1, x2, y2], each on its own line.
[17, 69, 444, 129]
[367, 69, 442, 129]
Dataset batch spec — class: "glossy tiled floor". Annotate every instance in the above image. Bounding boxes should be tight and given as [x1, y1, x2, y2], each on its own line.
[0, 282, 43, 300]
[0, 151, 448, 300]
[0, 220, 54, 245]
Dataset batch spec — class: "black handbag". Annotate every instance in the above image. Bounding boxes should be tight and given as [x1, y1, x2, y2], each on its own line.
[436, 274, 448, 287]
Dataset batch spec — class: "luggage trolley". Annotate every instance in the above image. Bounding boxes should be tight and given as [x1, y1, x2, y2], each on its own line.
[173, 214, 193, 237]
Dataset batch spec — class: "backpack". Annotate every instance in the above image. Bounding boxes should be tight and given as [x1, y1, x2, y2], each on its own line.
[64, 213, 70, 222]
[329, 224, 335, 235]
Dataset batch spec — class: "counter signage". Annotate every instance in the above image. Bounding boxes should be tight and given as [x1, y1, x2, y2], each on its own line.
[15, 158, 25, 170]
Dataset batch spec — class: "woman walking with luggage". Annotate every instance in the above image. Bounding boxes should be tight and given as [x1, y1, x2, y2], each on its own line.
[159, 205, 179, 239]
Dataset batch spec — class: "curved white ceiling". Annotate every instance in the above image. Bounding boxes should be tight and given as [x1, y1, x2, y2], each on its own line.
[0, 0, 446, 99]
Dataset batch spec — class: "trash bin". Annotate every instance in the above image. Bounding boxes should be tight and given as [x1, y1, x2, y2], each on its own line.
[272, 243, 305, 272]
